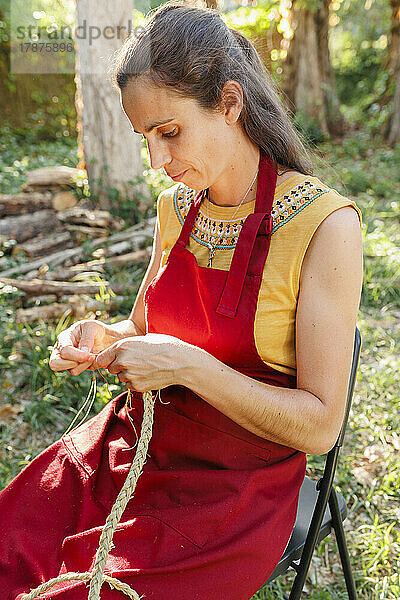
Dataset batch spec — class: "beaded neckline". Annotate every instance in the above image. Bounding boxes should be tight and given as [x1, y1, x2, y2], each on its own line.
[173, 175, 329, 250]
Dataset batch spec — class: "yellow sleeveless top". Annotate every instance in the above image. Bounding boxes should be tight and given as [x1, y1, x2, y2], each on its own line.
[156, 174, 362, 377]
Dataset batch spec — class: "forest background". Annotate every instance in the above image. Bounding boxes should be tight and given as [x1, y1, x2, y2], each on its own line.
[0, 1, 399, 599]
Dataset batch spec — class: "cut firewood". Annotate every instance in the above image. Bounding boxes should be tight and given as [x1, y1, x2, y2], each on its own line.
[0, 277, 125, 297]
[25, 294, 126, 309]
[93, 241, 132, 259]
[28, 248, 152, 281]
[0, 192, 53, 216]
[103, 247, 151, 267]
[65, 225, 109, 238]
[0, 217, 155, 278]
[26, 265, 105, 281]
[0, 210, 59, 243]
[12, 231, 73, 259]
[16, 295, 128, 324]
[101, 219, 155, 244]
[52, 191, 78, 211]
[57, 207, 124, 231]
[0, 247, 86, 278]
[26, 294, 58, 305]
[21, 166, 82, 191]
[16, 303, 72, 324]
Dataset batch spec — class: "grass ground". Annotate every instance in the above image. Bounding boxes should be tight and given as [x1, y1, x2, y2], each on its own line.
[0, 128, 399, 599]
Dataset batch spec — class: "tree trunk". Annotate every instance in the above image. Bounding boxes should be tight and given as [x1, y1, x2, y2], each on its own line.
[383, 0, 400, 144]
[283, 0, 344, 137]
[388, 0, 400, 74]
[385, 49, 400, 144]
[75, 1, 151, 211]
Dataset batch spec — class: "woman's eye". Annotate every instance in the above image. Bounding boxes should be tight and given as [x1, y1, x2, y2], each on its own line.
[162, 130, 177, 138]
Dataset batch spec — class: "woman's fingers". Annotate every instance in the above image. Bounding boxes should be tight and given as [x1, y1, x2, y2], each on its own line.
[49, 343, 92, 372]
[69, 357, 96, 376]
[59, 345, 93, 362]
[49, 355, 80, 371]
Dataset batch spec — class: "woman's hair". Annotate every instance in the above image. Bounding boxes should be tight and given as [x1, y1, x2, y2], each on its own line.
[112, 0, 313, 175]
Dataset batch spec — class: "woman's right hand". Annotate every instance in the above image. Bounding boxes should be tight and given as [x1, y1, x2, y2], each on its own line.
[49, 320, 113, 376]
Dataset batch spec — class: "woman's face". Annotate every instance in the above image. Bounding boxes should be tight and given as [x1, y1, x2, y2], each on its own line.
[120, 78, 239, 190]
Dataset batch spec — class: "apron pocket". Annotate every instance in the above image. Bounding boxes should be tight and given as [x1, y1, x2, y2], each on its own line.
[60, 515, 202, 574]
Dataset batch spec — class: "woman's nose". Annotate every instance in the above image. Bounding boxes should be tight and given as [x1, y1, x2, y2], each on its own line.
[147, 139, 172, 171]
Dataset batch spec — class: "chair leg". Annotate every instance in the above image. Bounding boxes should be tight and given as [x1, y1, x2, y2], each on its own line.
[328, 488, 358, 600]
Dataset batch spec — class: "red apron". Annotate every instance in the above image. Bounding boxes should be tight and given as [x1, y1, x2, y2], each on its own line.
[0, 150, 306, 600]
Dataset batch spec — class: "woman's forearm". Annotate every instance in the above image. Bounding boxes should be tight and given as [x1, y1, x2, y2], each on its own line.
[99, 319, 146, 350]
[177, 345, 333, 455]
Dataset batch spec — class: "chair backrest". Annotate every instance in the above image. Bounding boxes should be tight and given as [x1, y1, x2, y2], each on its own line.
[335, 327, 362, 449]
[287, 327, 362, 597]
[319, 326, 362, 489]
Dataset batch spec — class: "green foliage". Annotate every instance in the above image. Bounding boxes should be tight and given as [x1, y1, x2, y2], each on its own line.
[0, 124, 78, 193]
[293, 111, 328, 146]
[330, 0, 391, 130]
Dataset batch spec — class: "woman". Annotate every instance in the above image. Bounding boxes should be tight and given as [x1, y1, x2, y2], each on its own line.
[0, 2, 363, 599]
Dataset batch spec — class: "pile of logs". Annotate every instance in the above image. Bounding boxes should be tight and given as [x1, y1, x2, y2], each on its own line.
[0, 166, 155, 323]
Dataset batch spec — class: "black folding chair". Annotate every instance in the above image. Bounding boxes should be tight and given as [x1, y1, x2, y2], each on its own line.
[261, 327, 361, 599]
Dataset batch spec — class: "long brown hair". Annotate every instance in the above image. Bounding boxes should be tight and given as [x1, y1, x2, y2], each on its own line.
[112, 0, 313, 175]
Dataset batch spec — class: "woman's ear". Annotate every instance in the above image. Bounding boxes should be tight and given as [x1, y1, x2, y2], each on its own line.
[220, 80, 243, 125]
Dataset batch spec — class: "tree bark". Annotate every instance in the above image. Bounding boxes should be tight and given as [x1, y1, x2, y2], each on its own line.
[12, 232, 74, 259]
[0, 210, 59, 243]
[385, 49, 400, 144]
[283, 0, 344, 137]
[0, 278, 124, 297]
[388, 0, 400, 74]
[0, 192, 53, 217]
[26, 248, 151, 281]
[21, 166, 81, 190]
[75, 0, 152, 211]
[16, 295, 127, 324]
[384, 0, 400, 144]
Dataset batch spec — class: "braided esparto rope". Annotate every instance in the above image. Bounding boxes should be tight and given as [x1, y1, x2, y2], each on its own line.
[22, 390, 156, 600]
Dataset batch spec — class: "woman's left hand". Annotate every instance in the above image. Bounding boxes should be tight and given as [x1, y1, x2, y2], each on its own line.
[91, 333, 193, 392]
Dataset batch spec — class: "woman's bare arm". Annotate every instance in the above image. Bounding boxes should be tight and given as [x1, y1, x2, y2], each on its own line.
[176, 207, 363, 455]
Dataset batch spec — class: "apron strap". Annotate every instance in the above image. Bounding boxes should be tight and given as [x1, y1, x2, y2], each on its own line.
[175, 151, 277, 318]
[176, 189, 204, 248]
[216, 152, 277, 318]
[215, 212, 273, 317]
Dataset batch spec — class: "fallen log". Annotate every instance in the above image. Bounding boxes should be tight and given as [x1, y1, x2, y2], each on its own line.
[65, 225, 109, 238]
[100, 219, 155, 244]
[0, 217, 155, 278]
[12, 231, 73, 259]
[16, 295, 128, 324]
[27, 248, 152, 281]
[0, 210, 59, 243]
[0, 247, 86, 278]
[0, 277, 124, 297]
[0, 192, 53, 216]
[52, 191, 78, 211]
[93, 240, 132, 259]
[16, 303, 72, 324]
[25, 265, 104, 281]
[21, 166, 82, 191]
[57, 207, 124, 231]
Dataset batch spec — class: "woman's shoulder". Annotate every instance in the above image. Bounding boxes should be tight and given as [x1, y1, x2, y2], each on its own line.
[272, 171, 362, 232]
[156, 182, 181, 209]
